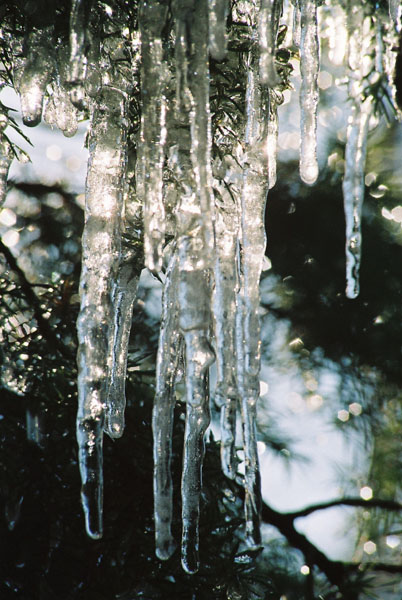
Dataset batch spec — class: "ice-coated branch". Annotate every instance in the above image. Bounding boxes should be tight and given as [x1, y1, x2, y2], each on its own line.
[299, 0, 319, 185]
[76, 87, 127, 538]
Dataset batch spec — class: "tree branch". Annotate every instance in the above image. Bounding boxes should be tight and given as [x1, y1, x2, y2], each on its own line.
[261, 500, 402, 596]
[286, 497, 402, 519]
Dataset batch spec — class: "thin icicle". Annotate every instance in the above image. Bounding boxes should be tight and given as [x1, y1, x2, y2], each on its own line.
[138, 1, 169, 272]
[343, 97, 372, 300]
[299, 0, 319, 185]
[76, 88, 127, 538]
[153, 251, 181, 561]
[213, 187, 240, 479]
[237, 52, 269, 549]
[208, 0, 229, 61]
[342, 4, 375, 300]
[172, 0, 216, 573]
[104, 253, 140, 438]
[19, 27, 54, 127]
[292, 0, 301, 47]
[0, 134, 12, 207]
[258, 0, 281, 87]
[267, 90, 279, 189]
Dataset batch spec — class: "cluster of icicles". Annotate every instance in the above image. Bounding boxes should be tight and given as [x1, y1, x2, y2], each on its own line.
[0, 0, 400, 574]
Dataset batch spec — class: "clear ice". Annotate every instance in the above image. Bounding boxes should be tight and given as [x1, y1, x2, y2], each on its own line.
[3, 0, 400, 574]
[299, 0, 319, 185]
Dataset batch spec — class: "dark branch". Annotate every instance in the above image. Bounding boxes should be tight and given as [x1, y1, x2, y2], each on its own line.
[261, 500, 402, 596]
[286, 497, 402, 519]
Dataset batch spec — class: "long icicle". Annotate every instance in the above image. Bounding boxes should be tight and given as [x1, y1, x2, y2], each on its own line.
[138, 1, 169, 272]
[172, 0, 216, 573]
[343, 3, 374, 299]
[236, 11, 270, 549]
[76, 88, 127, 539]
[153, 251, 181, 561]
[299, 0, 319, 185]
[213, 186, 240, 479]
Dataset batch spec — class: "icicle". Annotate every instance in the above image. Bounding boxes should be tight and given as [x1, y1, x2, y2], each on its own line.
[343, 97, 372, 300]
[170, 0, 216, 573]
[67, 0, 93, 108]
[292, 0, 301, 47]
[389, 0, 401, 28]
[267, 90, 279, 189]
[213, 184, 240, 479]
[50, 47, 79, 138]
[153, 251, 181, 561]
[104, 251, 140, 438]
[236, 49, 269, 549]
[76, 87, 127, 538]
[19, 27, 54, 127]
[0, 133, 12, 207]
[258, 0, 281, 87]
[299, 0, 319, 185]
[208, 0, 229, 61]
[342, 4, 375, 299]
[172, 0, 215, 265]
[137, 1, 169, 272]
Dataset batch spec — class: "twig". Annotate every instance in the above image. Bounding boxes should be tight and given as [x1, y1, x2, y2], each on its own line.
[286, 497, 402, 519]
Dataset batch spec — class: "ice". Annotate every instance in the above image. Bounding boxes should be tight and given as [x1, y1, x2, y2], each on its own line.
[153, 252, 181, 561]
[213, 178, 240, 478]
[0, 136, 12, 207]
[208, 0, 229, 60]
[342, 6, 374, 299]
[104, 251, 140, 438]
[76, 87, 127, 538]
[267, 90, 279, 189]
[299, 0, 319, 185]
[236, 57, 269, 549]
[342, 98, 372, 299]
[67, 0, 93, 108]
[138, 1, 169, 272]
[292, 0, 301, 47]
[259, 0, 281, 87]
[19, 28, 54, 127]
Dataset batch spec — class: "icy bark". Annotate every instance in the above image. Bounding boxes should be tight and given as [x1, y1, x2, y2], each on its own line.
[19, 27, 54, 127]
[208, 0, 229, 60]
[299, 0, 319, 185]
[153, 252, 181, 561]
[236, 55, 269, 549]
[76, 88, 127, 538]
[258, 0, 281, 87]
